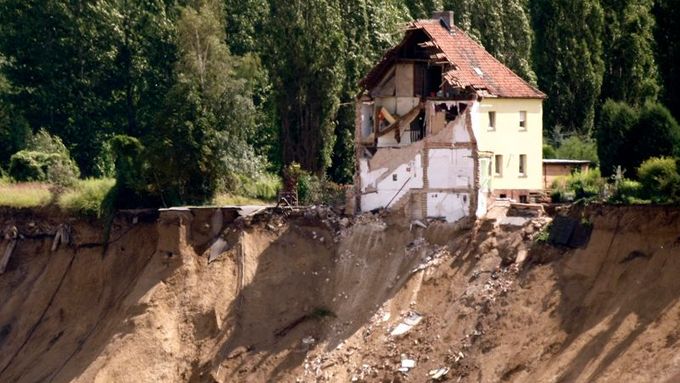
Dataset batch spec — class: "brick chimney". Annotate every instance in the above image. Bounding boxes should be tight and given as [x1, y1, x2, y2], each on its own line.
[432, 10, 454, 30]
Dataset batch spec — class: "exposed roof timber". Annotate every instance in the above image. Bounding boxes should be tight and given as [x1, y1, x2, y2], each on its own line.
[376, 103, 423, 138]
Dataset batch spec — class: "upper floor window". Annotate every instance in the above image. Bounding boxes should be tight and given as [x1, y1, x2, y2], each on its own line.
[519, 111, 527, 130]
[519, 154, 527, 176]
[488, 111, 496, 130]
[494, 154, 503, 177]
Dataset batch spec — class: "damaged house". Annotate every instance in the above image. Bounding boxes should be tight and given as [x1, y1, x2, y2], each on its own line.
[354, 11, 545, 222]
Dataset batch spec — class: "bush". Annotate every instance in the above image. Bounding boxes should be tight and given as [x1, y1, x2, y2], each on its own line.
[555, 135, 599, 165]
[626, 103, 680, 177]
[543, 143, 557, 159]
[551, 169, 604, 202]
[566, 168, 604, 200]
[237, 173, 281, 201]
[637, 157, 680, 203]
[596, 100, 637, 176]
[8, 150, 80, 186]
[609, 179, 644, 204]
[298, 173, 347, 206]
[58, 178, 116, 217]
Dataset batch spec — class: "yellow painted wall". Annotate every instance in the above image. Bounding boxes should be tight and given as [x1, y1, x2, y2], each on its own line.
[476, 98, 543, 191]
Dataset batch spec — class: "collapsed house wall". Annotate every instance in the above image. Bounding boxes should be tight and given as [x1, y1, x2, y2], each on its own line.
[356, 101, 481, 222]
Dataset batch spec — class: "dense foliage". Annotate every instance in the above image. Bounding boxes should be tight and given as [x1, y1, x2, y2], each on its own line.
[0, 0, 679, 207]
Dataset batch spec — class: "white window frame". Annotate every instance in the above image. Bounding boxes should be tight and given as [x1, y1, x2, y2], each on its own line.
[488, 111, 496, 130]
[519, 111, 527, 130]
[519, 154, 527, 176]
[494, 154, 503, 177]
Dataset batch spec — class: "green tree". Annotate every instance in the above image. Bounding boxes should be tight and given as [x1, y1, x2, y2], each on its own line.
[601, 0, 659, 105]
[0, 0, 122, 175]
[555, 135, 599, 164]
[443, 0, 536, 83]
[531, 0, 605, 136]
[0, 55, 30, 166]
[263, 0, 346, 174]
[149, 2, 261, 205]
[654, 0, 680, 121]
[110, 0, 178, 139]
[403, 0, 442, 18]
[596, 99, 637, 176]
[328, 0, 409, 183]
[624, 102, 680, 176]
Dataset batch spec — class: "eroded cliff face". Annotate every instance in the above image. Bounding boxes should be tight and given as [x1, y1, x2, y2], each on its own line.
[1, 205, 679, 383]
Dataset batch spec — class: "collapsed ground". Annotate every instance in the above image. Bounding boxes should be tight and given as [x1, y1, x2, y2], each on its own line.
[1, 204, 680, 382]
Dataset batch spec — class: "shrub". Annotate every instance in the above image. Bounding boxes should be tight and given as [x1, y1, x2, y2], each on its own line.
[609, 179, 644, 204]
[555, 135, 599, 165]
[637, 157, 680, 203]
[543, 144, 557, 159]
[8, 150, 79, 186]
[626, 103, 680, 177]
[551, 169, 604, 202]
[298, 174, 347, 206]
[237, 173, 281, 201]
[58, 178, 116, 217]
[596, 100, 637, 176]
[566, 168, 604, 200]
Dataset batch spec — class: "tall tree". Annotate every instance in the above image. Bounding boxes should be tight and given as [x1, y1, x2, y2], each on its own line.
[0, 55, 30, 166]
[600, 0, 659, 105]
[263, 0, 346, 174]
[403, 0, 442, 18]
[0, 0, 121, 175]
[149, 1, 260, 204]
[110, 0, 178, 139]
[531, 0, 605, 137]
[329, 0, 409, 183]
[443, 0, 536, 84]
[654, 0, 680, 121]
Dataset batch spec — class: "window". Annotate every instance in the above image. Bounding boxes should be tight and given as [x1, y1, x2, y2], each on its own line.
[519, 154, 527, 176]
[494, 154, 503, 176]
[488, 111, 496, 130]
[519, 111, 527, 129]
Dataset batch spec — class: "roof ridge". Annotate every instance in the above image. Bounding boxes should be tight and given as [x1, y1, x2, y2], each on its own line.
[414, 20, 545, 99]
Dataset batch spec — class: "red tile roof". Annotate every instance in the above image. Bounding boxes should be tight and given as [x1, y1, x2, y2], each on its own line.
[362, 20, 545, 99]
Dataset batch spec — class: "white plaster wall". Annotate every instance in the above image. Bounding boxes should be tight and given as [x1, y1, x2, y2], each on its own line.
[360, 154, 423, 212]
[426, 192, 470, 222]
[360, 103, 372, 138]
[476, 190, 488, 217]
[427, 148, 474, 189]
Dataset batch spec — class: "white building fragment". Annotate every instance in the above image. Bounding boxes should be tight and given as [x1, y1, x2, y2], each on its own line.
[353, 12, 545, 222]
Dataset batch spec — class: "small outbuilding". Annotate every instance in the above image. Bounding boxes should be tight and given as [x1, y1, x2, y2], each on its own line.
[542, 159, 591, 189]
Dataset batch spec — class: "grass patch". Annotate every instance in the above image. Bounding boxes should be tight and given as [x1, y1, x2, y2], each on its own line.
[212, 193, 271, 206]
[0, 181, 52, 208]
[57, 178, 115, 217]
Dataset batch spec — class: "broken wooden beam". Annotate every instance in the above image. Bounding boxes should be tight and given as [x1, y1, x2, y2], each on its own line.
[376, 104, 424, 138]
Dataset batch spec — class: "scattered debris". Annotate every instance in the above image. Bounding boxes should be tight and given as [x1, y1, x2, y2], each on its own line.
[400, 357, 416, 369]
[207, 238, 228, 263]
[410, 220, 427, 230]
[302, 336, 316, 345]
[390, 312, 423, 336]
[51, 224, 71, 252]
[0, 225, 18, 274]
[428, 367, 450, 380]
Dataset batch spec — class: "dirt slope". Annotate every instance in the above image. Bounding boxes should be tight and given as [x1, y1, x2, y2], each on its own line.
[1, 205, 679, 382]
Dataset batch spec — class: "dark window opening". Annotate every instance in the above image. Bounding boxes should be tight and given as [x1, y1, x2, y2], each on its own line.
[410, 110, 426, 142]
[519, 195, 528, 203]
[500, 193, 507, 199]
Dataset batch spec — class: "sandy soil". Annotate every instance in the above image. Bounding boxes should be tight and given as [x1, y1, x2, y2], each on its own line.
[1, 205, 680, 382]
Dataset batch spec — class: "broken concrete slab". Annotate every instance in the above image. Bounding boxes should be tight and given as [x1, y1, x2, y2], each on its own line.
[390, 312, 423, 336]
